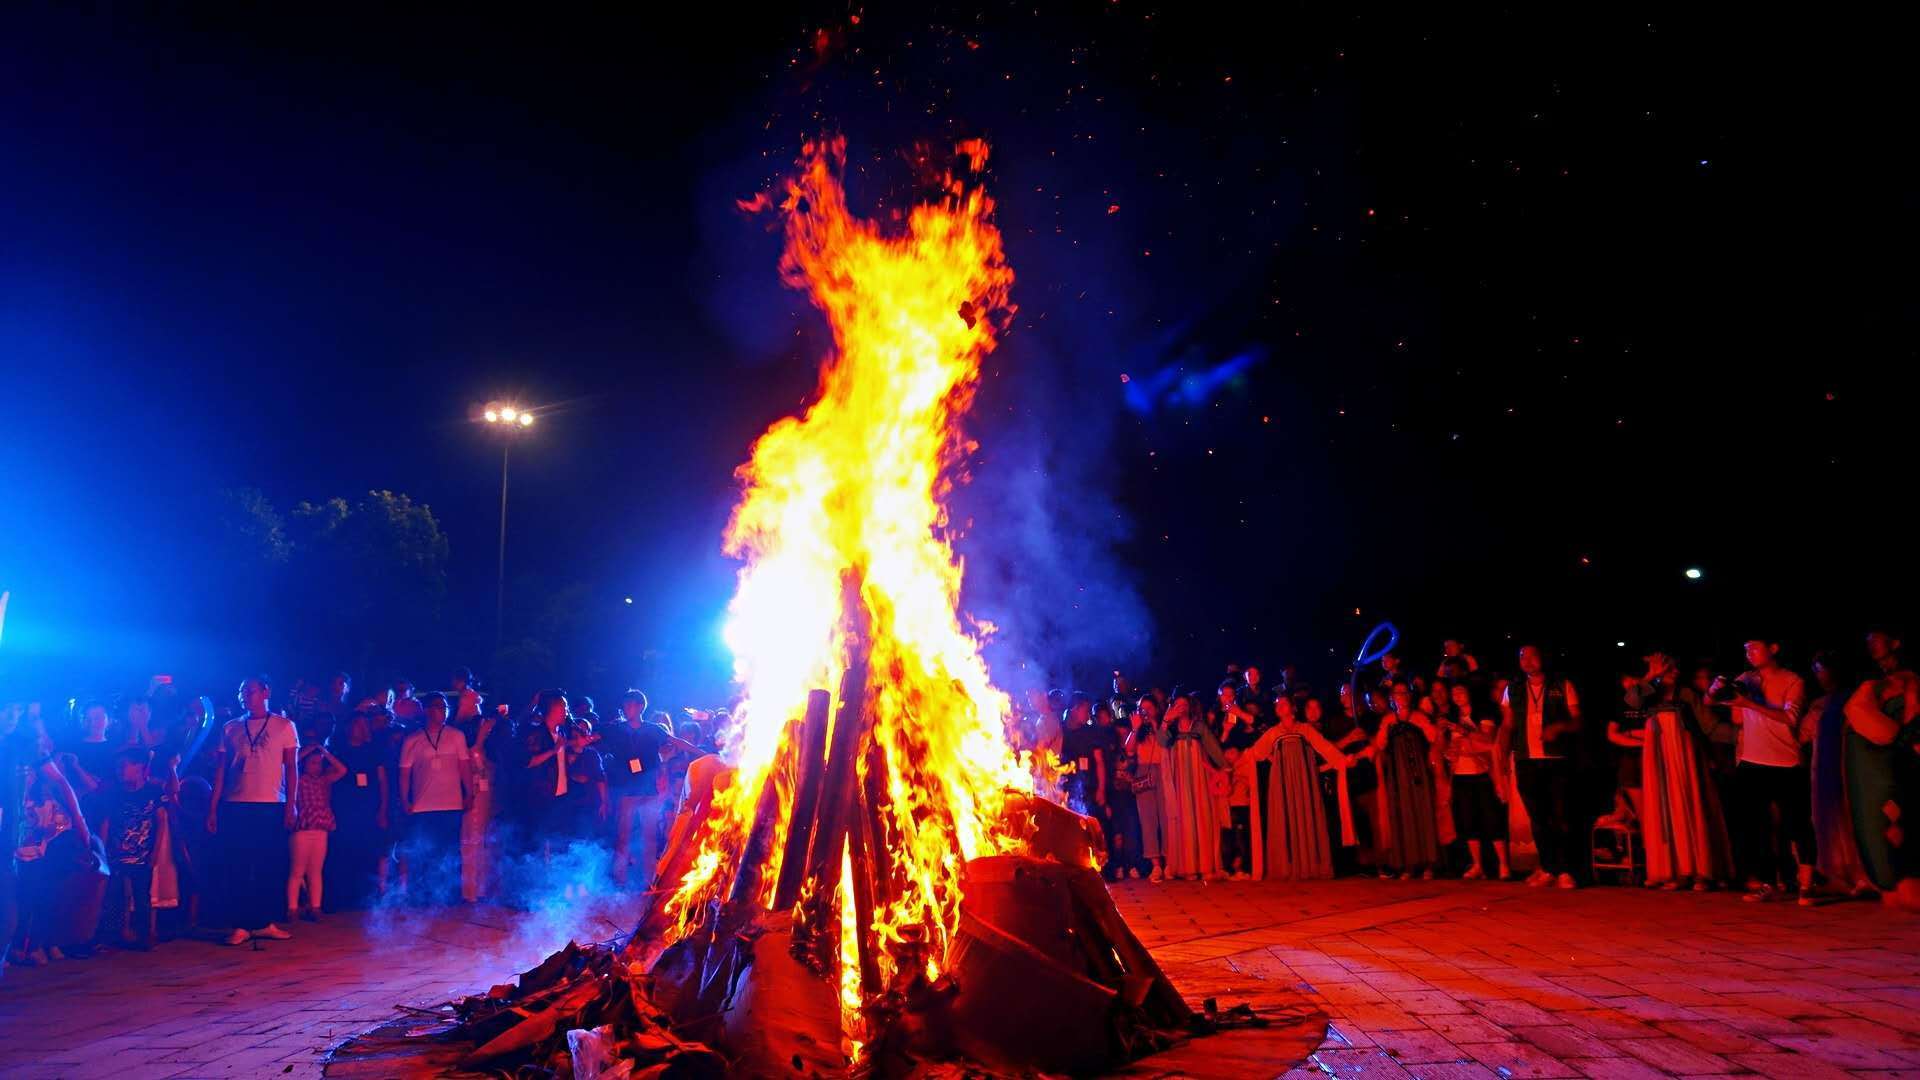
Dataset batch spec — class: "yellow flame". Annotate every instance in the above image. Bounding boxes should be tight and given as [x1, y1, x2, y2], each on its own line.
[661, 137, 1034, 1001]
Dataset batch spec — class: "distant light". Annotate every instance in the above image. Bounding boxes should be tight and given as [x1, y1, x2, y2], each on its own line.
[1685, 568, 1703, 580]
[500, 406, 519, 422]
[623, 597, 634, 605]
[1616, 641, 1627, 648]
[518, 412, 534, 427]
[484, 408, 499, 423]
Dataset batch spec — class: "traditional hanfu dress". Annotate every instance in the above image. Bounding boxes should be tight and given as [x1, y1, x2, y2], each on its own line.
[1631, 680, 1734, 886]
[1372, 714, 1440, 871]
[1160, 715, 1228, 879]
[1808, 690, 1867, 891]
[1247, 720, 1342, 880]
[1846, 677, 1917, 891]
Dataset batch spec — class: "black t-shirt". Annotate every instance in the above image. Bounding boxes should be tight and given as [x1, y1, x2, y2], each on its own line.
[72, 738, 116, 790]
[1060, 725, 1110, 789]
[599, 720, 670, 793]
[90, 782, 165, 865]
[565, 747, 606, 807]
[332, 740, 386, 810]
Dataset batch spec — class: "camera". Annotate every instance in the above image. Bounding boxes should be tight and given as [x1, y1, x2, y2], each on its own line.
[1706, 675, 1747, 703]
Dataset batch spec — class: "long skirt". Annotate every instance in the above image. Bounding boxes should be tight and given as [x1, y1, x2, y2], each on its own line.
[1811, 705, 1867, 889]
[1848, 729, 1903, 890]
[1375, 727, 1439, 870]
[1136, 765, 1164, 862]
[1162, 740, 1225, 879]
[1639, 709, 1734, 885]
[1263, 735, 1334, 880]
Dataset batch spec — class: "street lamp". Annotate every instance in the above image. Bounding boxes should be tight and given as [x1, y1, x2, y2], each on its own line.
[482, 402, 538, 654]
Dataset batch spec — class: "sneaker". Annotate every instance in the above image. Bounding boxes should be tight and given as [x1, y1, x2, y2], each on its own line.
[253, 924, 292, 941]
[1462, 866, 1485, 881]
[1555, 873, 1578, 890]
[1693, 880, 1713, 892]
[1743, 884, 1779, 903]
[1128, 867, 1143, 880]
[305, 910, 323, 924]
[223, 929, 251, 946]
[1526, 869, 1552, 887]
[1420, 868, 1435, 881]
[1229, 871, 1250, 882]
[1148, 867, 1164, 883]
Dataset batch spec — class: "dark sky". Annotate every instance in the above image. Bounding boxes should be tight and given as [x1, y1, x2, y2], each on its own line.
[1, 5, 1906, 705]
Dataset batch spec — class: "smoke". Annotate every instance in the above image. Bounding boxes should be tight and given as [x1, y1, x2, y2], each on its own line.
[359, 822, 643, 991]
[950, 333, 1154, 694]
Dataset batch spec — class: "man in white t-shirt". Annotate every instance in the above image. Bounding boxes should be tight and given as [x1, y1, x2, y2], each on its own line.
[399, 692, 472, 906]
[208, 675, 300, 945]
[1715, 639, 1813, 902]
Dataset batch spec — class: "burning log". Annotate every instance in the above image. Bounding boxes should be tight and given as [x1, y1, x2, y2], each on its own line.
[772, 688, 835, 911]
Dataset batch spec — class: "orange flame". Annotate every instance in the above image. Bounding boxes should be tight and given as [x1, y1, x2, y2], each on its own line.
[662, 137, 1034, 1021]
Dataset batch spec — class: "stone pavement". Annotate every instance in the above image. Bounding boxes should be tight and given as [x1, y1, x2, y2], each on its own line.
[1, 880, 1917, 1078]
[0, 905, 535, 1079]
[1113, 878, 1920, 1079]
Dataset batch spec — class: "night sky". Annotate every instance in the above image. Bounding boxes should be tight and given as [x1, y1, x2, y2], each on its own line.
[1, 6, 1905, 705]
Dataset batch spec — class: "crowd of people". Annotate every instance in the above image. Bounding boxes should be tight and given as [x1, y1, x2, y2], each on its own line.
[1012, 630, 1920, 911]
[0, 669, 718, 969]
[3, 625, 1917, 980]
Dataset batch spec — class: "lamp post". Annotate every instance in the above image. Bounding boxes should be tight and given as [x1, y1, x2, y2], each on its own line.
[482, 403, 536, 655]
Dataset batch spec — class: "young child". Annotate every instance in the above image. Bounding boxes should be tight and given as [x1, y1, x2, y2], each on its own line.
[90, 748, 167, 950]
[1221, 746, 1255, 881]
[288, 744, 347, 922]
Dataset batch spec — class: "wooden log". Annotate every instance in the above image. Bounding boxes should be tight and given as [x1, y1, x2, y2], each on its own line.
[797, 641, 872, 923]
[771, 688, 833, 911]
[727, 737, 790, 906]
[847, 808, 882, 999]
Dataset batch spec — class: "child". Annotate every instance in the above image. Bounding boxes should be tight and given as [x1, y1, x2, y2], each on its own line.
[1221, 747, 1255, 881]
[288, 744, 347, 923]
[90, 748, 167, 950]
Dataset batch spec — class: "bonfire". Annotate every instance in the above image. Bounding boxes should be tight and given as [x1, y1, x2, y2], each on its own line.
[436, 138, 1205, 1079]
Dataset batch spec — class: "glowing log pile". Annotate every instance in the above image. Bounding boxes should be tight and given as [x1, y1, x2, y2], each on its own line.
[627, 137, 1189, 1075]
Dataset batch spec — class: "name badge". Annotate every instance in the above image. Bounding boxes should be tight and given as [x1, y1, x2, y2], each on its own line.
[628, 758, 643, 774]
[1077, 757, 1090, 771]
[355, 773, 368, 787]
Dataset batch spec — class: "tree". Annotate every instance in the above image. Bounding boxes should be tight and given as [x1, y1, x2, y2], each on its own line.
[213, 488, 449, 681]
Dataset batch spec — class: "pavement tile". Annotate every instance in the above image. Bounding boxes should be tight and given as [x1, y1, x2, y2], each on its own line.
[1369, 1027, 1472, 1064]
[1508, 1024, 1625, 1059]
[1421, 1014, 1515, 1044]
[1461, 1040, 1582, 1078]
[1614, 1036, 1734, 1075]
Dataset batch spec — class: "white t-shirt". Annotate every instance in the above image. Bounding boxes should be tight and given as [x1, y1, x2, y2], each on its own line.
[1734, 667, 1807, 768]
[400, 726, 470, 813]
[219, 714, 300, 803]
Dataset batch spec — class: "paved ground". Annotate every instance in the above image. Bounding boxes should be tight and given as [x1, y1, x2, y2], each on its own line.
[3, 880, 1918, 1078]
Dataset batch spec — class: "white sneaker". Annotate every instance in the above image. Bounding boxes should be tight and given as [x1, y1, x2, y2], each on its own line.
[253, 924, 292, 941]
[223, 929, 251, 946]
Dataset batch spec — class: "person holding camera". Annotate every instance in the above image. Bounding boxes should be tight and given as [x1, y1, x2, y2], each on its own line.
[1714, 638, 1813, 902]
[1498, 644, 1585, 888]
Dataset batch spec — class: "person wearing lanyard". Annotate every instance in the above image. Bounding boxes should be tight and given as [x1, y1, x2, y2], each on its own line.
[398, 693, 473, 907]
[208, 675, 300, 945]
[1498, 645, 1586, 889]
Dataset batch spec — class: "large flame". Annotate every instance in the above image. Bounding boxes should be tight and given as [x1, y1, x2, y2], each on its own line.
[662, 137, 1032, 1025]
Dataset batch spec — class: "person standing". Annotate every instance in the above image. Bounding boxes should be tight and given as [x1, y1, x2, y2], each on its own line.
[89, 748, 166, 950]
[603, 691, 698, 891]
[1844, 629, 1920, 906]
[1443, 684, 1511, 881]
[325, 710, 390, 909]
[454, 690, 501, 904]
[1807, 652, 1870, 898]
[1128, 695, 1168, 882]
[1498, 645, 1585, 888]
[1629, 653, 1733, 890]
[286, 743, 346, 921]
[1159, 692, 1228, 880]
[1716, 638, 1813, 902]
[208, 675, 299, 945]
[398, 693, 472, 906]
[1373, 683, 1441, 880]
[1246, 696, 1344, 881]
